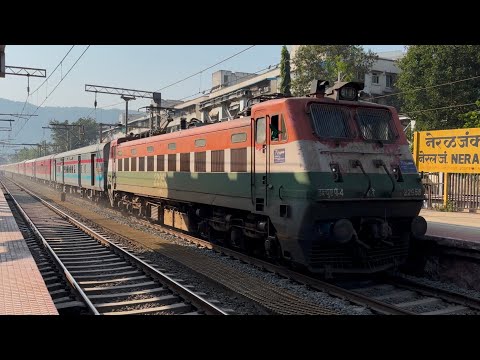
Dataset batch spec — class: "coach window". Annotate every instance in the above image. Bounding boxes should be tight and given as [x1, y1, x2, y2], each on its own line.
[256, 117, 266, 144]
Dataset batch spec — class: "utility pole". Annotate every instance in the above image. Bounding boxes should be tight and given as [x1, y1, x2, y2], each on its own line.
[85, 84, 161, 137]
[97, 123, 118, 143]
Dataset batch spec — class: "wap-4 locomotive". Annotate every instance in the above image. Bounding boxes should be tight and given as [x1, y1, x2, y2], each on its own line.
[1, 80, 427, 275]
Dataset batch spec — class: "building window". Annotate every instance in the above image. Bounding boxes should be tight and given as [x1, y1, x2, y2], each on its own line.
[372, 73, 380, 85]
[386, 74, 395, 88]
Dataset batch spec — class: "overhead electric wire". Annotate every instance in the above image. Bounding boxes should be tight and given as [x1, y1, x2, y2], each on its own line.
[155, 45, 256, 92]
[367, 74, 480, 101]
[16, 46, 76, 123]
[14, 45, 90, 137]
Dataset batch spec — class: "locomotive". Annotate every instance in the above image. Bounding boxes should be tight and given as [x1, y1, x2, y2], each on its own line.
[1, 80, 427, 275]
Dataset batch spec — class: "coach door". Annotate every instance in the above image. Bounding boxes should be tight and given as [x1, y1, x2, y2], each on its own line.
[252, 110, 270, 212]
[78, 156, 82, 187]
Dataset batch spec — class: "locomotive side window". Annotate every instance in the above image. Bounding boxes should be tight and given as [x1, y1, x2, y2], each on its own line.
[180, 153, 190, 172]
[139, 157, 145, 171]
[147, 146, 154, 153]
[168, 154, 176, 171]
[157, 155, 165, 171]
[195, 152, 206, 172]
[310, 104, 353, 139]
[280, 114, 288, 141]
[270, 115, 280, 141]
[256, 117, 266, 144]
[231, 133, 247, 143]
[117, 159, 123, 171]
[231, 148, 247, 172]
[195, 139, 206, 147]
[124, 158, 129, 171]
[270, 114, 287, 142]
[211, 150, 225, 172]
[356, 108, 397, 141]
[147, 156, 154, 171]
[131, 157, 137, 171]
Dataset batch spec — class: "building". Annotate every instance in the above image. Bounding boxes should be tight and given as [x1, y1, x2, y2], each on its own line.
[362, 51, 404, 105]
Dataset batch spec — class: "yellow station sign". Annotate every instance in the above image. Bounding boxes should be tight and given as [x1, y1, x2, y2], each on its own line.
[413, 128, 480, 173]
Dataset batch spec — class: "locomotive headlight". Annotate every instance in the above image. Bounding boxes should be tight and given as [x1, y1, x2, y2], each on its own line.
[339, 86, 358, 101]
[332, 219, 354, 244]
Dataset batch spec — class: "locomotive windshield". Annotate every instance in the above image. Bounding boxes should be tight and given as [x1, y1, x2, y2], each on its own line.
[309, 103, 397, 142]
[356, 108, 397, 141]
[310, 104, 353, 139]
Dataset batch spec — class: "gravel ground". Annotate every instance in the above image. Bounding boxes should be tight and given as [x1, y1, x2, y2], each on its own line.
[14, 179, 376, 315]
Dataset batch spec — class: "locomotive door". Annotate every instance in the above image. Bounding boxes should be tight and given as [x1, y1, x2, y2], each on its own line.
[252, 110, 269, 212]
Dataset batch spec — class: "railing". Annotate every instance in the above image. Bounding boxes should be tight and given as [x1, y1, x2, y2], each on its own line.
[422, 172, 480, 212]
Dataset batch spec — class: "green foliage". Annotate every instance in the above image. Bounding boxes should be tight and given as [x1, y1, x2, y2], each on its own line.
[49, 117, 99, 151]
[437, 200, 456, 212]
[396, 45, 480, 131]
[291, 45, 378, 96]
[459, 100, 480, 128]
[280, 45, 291, 96]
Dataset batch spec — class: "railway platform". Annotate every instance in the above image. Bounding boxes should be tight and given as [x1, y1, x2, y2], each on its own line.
[420, 208, 480, 247]
[0, 190, 58, 315]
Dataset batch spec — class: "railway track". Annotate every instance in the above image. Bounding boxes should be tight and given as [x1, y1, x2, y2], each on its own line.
[1, 178, 228, 315]
[336, 275, 480, 315]
[8, 176, 480, 315]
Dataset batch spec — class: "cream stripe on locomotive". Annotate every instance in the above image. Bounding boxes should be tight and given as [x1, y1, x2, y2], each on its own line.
[113, 140, 412, 176]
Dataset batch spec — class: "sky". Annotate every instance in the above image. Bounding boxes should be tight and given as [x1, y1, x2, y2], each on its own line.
[0, 45, 405, 111]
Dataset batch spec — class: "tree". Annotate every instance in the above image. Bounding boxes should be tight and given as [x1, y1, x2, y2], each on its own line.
[280, 45, 291, 96]
[49, 117, 99, 151]
[459, 100, 480, 128]
[396, 45, 480, 131]
[291, 45, 377, 96]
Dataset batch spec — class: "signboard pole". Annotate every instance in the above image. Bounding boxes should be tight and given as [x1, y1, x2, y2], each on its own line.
[443, 172, 449, 207]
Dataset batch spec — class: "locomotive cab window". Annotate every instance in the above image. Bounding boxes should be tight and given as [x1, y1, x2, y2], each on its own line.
[356, 108, 397, 142]
[270, 114, 287, 142]
[256, 117, 266, 144]
[309, 104, 353, 139]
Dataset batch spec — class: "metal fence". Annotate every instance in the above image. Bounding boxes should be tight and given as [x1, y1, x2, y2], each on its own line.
[422, 172, 480, 212]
